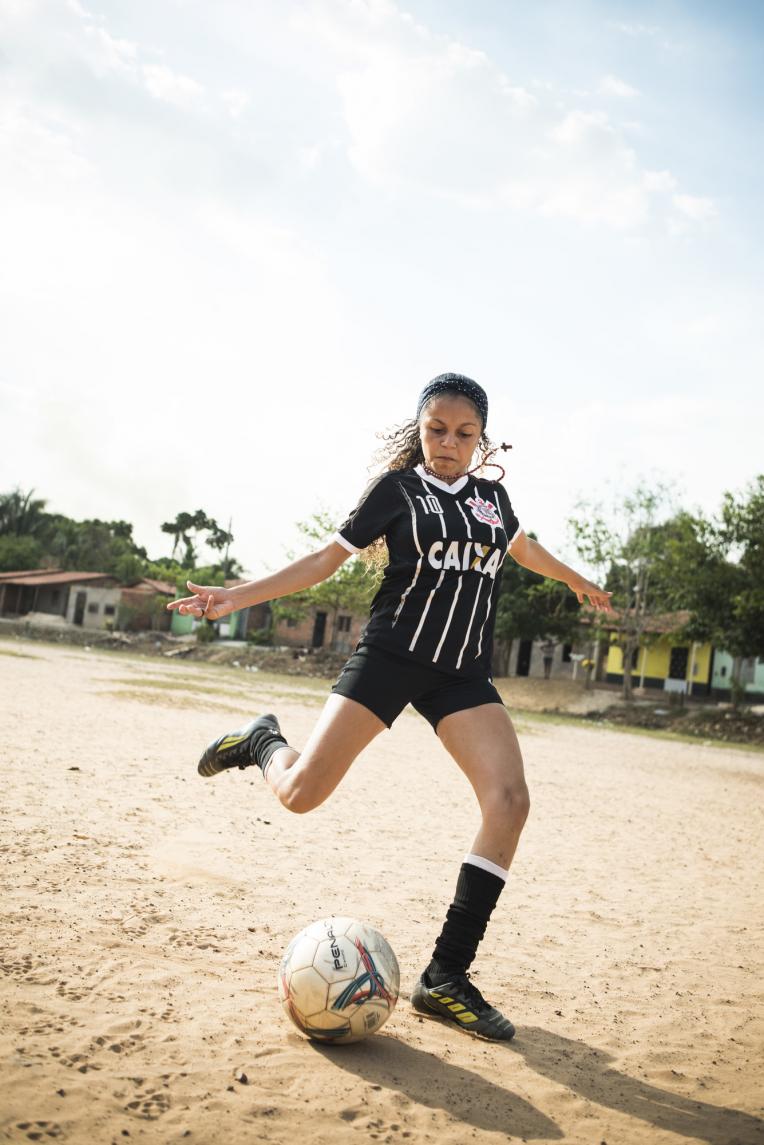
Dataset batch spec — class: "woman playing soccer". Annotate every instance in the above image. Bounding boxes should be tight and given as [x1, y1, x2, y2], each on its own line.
[168, 373, 612, 1041]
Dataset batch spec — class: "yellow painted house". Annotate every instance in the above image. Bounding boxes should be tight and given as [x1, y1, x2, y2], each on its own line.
[601, 611, 714, 696]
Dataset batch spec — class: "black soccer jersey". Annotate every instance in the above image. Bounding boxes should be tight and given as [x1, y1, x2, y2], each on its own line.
[333, 464, 522, 678]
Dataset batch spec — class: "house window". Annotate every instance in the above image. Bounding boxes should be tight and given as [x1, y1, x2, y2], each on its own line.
[337, 615, 352, 633]
[720, 665, 727, 677]
[286, 617, 297, 628]
[104, 605, 116, 616]
[562, 644, 572, 663]
[87, 602, 99, 614]
[51, 590, 61, 607]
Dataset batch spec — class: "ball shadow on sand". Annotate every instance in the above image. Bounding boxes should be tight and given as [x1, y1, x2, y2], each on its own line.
[311, 1034, 562, 1140]
[510, 1026, 763, 1145]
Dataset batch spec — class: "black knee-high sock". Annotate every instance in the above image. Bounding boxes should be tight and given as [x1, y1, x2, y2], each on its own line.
[427, 855, 508, 983]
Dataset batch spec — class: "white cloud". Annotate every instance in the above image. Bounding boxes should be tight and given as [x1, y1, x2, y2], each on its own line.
[0, 104, 92, 190]
[608, 22, 660, 39]
[82, 24, 138, 73]
[299, 1, 711, 232]
[672, 193, 717, 222]
[643, 170, 677, 193]
[599, 74, 640, 99]
[141, 64, 205, 109]
[221, 89, 250, 120]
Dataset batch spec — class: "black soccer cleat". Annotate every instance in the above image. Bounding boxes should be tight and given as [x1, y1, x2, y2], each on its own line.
[197, 714, 285, 778]
[410, 971, 515, 1041]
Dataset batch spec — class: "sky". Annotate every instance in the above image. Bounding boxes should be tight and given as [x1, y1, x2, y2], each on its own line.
[1, 0, 762, 577]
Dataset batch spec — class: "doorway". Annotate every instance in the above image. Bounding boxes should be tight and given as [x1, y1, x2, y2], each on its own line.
[669, 646, 689, 680]
[311, 611, 327, 648]
[516, 639, 533, 677]
[73, 591, 87, 626]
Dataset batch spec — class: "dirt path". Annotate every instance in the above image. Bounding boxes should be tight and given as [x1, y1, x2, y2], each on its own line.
[1, 640, 762, 1145]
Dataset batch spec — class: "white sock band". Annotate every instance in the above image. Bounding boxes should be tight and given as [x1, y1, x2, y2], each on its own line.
[464, 852, 509, 883]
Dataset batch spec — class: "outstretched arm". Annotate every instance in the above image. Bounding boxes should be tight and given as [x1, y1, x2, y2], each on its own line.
[509, 532, 613, 613]
[166, 541, 351, 621]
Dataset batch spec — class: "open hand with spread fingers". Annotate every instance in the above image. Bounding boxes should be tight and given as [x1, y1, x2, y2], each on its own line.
[166, 580, 238, 621]
[568, 578, 614, 612]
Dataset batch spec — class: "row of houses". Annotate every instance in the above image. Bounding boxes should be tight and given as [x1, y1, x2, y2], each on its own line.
[1, 568, 761, 699]
[0, 569, 177, 630]
[0, 568, 364, 654]
[509, 627, 764, 700]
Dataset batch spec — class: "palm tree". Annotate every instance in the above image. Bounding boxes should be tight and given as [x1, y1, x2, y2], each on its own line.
[0, 488, 49, 537]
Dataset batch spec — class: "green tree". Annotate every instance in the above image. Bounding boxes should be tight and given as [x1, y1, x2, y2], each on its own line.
[0, 534, 43, 572]
[160, 510, 236, 573]
[493, 536, 580, 676]
[0, 488, 48, 538]
[43, 516, 148, 575]
[662, 480, 764, 707]
[570, 483, 676, 701]
[271, 508, 381, 648]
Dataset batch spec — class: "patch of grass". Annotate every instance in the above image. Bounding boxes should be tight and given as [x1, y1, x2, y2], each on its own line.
[0, 646, 40, 659]
[106, 674, 327, 704]
[103, 680, 328, 711]
[100, 688, 247, 712]
[512, 708, 764, 754]
[109, 676, 239, 693]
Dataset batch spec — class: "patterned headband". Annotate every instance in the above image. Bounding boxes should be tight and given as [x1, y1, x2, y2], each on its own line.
[416, 373, 488, 429]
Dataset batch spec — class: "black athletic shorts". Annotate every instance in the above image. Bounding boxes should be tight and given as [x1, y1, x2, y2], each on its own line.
[331, 642, 504, 731]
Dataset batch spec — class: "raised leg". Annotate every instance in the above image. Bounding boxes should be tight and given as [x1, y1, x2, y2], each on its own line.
[265, 694, 386, 814]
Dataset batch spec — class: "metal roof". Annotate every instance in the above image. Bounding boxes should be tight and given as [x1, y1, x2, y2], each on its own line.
[0, 570, 119, 587]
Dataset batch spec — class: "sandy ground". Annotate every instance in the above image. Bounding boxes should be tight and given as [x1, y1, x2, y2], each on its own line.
[1, 639, 762, 1145]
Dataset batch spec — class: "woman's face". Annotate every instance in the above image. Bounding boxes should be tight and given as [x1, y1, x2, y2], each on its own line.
[419, 394, 482, 476]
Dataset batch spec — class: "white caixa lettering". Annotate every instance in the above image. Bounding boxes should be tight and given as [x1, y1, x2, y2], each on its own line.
[427, 540, 502, 579]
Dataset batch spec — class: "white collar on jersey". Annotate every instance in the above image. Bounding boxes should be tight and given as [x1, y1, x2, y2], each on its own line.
[414, 463, 470, 495]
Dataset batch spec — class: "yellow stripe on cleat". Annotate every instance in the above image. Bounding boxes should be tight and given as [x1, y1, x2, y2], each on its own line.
[218, 735, 248, 751]
[457, 1012, 479, 1023]
[448, 1003, 465, 1012]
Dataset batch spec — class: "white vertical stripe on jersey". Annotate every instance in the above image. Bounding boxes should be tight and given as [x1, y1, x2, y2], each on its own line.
[419, 476, 447, 538]
[432, 575, 463, 663]
[455, 500, 472, 538]
[456, 577, 485, 670]
[475, 550, 507, 660]
[475, 592, 493, 661]
[409, 569, 445, 652]
[392, 483, 424, 627]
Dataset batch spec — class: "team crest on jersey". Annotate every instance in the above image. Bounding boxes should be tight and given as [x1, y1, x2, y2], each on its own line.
[465, 495, 501, 528]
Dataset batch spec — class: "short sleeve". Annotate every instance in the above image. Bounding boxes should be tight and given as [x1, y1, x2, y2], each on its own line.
[333, 473, 397, 554]
[494, 483, 522, 547]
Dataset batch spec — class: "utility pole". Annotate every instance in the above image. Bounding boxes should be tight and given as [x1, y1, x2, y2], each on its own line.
[223, 517, 232, 579]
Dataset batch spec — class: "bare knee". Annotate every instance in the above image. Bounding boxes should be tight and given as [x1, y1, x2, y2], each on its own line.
[279, 785, 316, 814]
[485, 780, 530, 831]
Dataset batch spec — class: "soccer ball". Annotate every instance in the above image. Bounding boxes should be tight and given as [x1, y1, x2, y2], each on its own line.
[277, 917, 400, 1044]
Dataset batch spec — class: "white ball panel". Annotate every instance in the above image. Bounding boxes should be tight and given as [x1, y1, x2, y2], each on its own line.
[281, 934, 319, 974]
[288, 965, 329, 1018]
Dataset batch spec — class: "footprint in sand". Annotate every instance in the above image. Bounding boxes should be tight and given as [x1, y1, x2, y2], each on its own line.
[47, 1047, 102, 1073]
[125, 1086, 171, 1120]
[18, 1014, 81, 1037]
[15, 1122, 62, 1140]
[55, 983, 86, 1002]
[2, 953, 56, 986]
[168, 928, 228, 953]
[349, 1117, 409, 1141]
